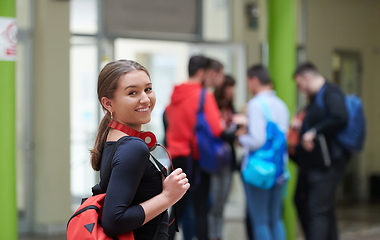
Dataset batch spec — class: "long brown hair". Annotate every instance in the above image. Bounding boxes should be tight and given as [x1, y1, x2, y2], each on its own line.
[214, 74, 236, 110]
[90, 59, 150, 171]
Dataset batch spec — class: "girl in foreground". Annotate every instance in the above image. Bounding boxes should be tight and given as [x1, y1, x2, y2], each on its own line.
[90, 59, 190, 240]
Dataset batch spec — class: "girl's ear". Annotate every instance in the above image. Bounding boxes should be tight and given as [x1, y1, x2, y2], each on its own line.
[101, 97, 113, 113]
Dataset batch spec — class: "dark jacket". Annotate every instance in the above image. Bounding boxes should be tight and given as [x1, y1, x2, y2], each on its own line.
[294, 81, 348, 170]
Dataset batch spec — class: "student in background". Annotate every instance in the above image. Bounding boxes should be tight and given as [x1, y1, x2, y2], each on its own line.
[165, 55, 223, 240]
[236, 64, 289, 240]
[204, 58, 225, 88]
[292, 62, 349, 240]
[209, 74, 238, 240]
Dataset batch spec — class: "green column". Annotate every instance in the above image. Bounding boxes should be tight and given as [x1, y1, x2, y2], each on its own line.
[267, 0, 297, 240]
[0, 0, 18, 240]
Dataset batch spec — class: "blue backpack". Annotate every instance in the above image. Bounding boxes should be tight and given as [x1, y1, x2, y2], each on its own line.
[195, 89, 232, 173]
[315, 84, 366, 154]
[242, 98, 287, 189]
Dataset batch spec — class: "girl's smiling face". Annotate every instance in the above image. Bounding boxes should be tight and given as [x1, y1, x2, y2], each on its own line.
[102, 70, 156, 131]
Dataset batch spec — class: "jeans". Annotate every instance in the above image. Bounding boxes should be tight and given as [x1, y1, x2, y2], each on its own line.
[209, 165, 233, 239]
[168, 157, 210, 240]
[294, 157, 348, 240]
[180, 197, 195, 240]
[244, 182, 286, 240]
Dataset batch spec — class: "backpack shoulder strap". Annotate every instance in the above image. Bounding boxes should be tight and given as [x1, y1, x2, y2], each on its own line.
[256, 97, 272, 122]
[149, 153, 177, 236]
[198, 88, 206, 113]
[98, 136, 129, 193]
[149, 153, 168, 178]
[315, 83, 328, 108]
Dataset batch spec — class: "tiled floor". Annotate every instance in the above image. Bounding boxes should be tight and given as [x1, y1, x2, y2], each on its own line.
[336, 202, 380, 240]
[19, 174, 380, 240]
[222, 202, 380, 240]
[19, 202, 380, 240]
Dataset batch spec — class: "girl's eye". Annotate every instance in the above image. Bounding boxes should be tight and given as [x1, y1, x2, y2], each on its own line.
[128, 91, 137, 96]
[145, 87, 153, 92]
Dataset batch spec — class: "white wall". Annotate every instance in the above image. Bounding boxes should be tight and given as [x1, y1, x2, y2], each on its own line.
[203, 0, 231, 41]
[231, 0, 263, 66]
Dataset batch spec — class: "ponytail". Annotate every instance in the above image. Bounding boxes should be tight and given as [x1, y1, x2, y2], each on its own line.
[90, 113, 111, 171]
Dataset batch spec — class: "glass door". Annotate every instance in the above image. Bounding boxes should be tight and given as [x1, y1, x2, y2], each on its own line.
[332, 50, 362, 201]
[70, 36, 99, 210]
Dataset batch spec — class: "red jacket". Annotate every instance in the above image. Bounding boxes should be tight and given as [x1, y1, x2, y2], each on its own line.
[165, 82, 222, 159]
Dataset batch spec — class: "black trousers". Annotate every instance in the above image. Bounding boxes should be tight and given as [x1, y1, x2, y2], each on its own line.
[294, 157, 348, 240]
[168, 156, 210, 240]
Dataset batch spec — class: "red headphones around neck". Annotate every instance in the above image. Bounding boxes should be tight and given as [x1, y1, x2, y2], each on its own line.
[108, 119, 175, 181]
[108, 120, 157, 151]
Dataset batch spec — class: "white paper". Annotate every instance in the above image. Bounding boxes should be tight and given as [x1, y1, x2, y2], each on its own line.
[0, 17, 17, 61]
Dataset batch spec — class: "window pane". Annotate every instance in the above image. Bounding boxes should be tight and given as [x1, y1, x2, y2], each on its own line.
[70, 36, 98, 210]
[70, 0, 98, 34]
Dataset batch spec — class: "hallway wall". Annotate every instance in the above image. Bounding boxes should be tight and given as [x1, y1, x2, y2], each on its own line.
[231, 0, 263, 67]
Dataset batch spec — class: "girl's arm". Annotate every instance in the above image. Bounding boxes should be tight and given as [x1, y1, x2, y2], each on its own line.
[140, 168, 189, 224]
